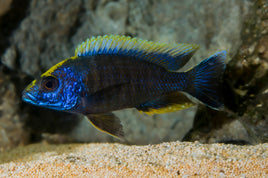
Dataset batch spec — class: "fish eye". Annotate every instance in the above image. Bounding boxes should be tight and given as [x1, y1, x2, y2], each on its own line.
[41, 76, 59, 91]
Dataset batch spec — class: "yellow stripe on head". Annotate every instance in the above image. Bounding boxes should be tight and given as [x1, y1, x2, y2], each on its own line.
[25, 80, 37, 91]
[41, 56, 77, 77]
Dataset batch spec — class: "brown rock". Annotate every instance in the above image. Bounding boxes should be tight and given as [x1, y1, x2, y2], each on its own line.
[0, 0, 12, 16]
[0, 69, 28, 151]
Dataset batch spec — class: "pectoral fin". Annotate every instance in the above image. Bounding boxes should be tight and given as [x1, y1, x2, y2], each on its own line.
[86, 113, 124, 140]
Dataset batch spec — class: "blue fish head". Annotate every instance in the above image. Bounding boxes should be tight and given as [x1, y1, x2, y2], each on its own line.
[22, 64, 85, 112]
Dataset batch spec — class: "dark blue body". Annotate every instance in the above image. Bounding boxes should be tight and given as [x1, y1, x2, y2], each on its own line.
[59, 56, 187, 114]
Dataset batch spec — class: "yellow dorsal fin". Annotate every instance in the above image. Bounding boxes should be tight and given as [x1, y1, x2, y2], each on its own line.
[75, 35, 200, 70]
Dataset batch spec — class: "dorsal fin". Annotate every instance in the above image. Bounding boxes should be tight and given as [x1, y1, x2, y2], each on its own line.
[75, 35, 200, 70]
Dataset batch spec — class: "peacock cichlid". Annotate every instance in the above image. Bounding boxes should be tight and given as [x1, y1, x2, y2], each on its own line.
[22, 35, 226, 139]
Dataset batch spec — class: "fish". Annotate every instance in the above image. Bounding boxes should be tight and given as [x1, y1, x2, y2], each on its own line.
[22, 35, 226, 139]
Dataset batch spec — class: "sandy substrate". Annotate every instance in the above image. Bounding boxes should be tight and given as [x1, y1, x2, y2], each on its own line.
[0, 141, 267, 177]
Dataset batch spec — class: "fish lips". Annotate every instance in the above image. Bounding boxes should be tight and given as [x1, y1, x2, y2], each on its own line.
[22, 91, 38, 105]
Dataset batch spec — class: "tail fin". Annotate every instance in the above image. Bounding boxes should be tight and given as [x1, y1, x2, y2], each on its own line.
[185, 51, 226, 109]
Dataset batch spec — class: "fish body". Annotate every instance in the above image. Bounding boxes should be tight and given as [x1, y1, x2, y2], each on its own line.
[22, 35, 226, 139]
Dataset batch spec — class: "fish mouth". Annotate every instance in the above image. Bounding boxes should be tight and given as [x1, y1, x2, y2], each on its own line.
[22, 91, 65, 110]
[22, 91, 37, 104]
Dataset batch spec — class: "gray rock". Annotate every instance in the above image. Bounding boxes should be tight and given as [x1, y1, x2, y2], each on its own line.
[126, 0, 251, 66]
[6, 0, 250, 75]
[1, 45, 17, 70]
[208, 120, 251, 144]
[184, 0, 268, 144]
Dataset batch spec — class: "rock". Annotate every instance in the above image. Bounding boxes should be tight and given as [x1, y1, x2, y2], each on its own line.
[0, 142, 267, 177]
[1, 45, 17, 70]
[8, 0, 128, 76]
[126, 0, 251, 66]
[0, 0, 12, 16]
[185, 0, 268, 144]
[222, 1, 268, 143]
[0, 68, 28, 151]
[11, 0, 83, 75]
[6, 0, 250, 76]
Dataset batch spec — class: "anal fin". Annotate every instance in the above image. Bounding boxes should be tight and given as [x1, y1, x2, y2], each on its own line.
[136, 92, 195, 115]
[86, 113, 124, 140]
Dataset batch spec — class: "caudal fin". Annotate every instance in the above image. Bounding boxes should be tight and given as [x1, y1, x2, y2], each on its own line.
[186, 51, 226, 109]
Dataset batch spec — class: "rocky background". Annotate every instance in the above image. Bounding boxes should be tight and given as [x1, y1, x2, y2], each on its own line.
[0, 0, 267, 151]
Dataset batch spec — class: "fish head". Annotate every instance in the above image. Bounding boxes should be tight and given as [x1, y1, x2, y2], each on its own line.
[22, 59, 85, 111]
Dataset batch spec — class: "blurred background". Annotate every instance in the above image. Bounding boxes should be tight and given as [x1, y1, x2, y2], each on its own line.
[0, 0, 267, 151]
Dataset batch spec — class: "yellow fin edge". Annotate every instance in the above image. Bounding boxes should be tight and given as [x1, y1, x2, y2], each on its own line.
[139, 103, 195, 116]
[74, 35, 200, 58]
